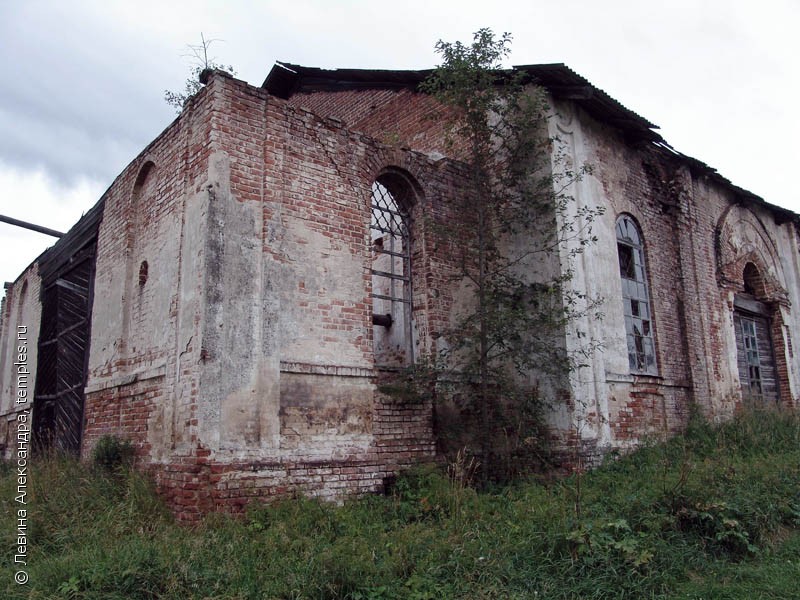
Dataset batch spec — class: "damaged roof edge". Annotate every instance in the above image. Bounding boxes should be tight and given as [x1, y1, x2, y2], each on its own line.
[262, 61, 660, 142]
[262, 61, 798, 225]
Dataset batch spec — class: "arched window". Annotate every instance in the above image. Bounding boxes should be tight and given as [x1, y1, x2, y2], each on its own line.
[370, 173, 414, 368]
[616, 215, 657, 374]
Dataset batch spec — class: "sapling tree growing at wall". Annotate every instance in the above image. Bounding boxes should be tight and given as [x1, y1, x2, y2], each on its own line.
[164, 33, 237, 113]
[417, 29, 602, 481]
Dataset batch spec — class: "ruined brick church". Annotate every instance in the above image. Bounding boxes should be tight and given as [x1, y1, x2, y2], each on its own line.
[1, 62, 798, 518]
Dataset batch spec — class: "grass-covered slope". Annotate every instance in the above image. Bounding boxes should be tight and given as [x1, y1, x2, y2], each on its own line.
[2, 411, 799, 599]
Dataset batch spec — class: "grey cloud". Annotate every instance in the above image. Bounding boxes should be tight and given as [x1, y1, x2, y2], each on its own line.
[0, 2, 180, 188]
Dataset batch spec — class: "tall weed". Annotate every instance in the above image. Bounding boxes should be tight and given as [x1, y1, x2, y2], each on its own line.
[1, 410, 797, 599]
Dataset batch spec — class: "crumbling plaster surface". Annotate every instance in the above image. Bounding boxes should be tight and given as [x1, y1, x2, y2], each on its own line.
[283, 77, 800, 459]
[198, 146, 287, 454]
[688, 179, 800, 416]
[0, 264, 41, 453]
[545, 98, 615, 453]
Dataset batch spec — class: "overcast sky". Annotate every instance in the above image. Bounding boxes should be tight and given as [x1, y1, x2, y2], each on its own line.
[1, 0, 798, 292]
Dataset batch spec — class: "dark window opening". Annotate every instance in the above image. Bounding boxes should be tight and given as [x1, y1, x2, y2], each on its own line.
[743, 262, 763, 296]
[138, 261, 149, 287]
[617, 243, 634, 279]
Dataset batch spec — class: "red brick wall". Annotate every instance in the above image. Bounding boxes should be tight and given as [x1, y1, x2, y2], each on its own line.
[289, 88, 469, 160]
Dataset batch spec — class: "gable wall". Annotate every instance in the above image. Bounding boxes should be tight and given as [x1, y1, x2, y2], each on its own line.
[143, 74, 469, 518]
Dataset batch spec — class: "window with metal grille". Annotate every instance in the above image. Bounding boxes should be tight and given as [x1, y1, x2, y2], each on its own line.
[370, 179, 412, 368]
[616, 215, 657, 374]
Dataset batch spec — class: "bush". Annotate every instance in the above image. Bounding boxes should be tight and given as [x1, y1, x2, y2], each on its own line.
[91, 435, 135, 472]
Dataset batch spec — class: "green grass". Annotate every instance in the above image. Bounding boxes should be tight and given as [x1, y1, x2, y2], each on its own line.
[1, 410, 799, 599]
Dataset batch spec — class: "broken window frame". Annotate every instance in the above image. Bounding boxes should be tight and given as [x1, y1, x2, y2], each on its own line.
[616, 215, 657, 375]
